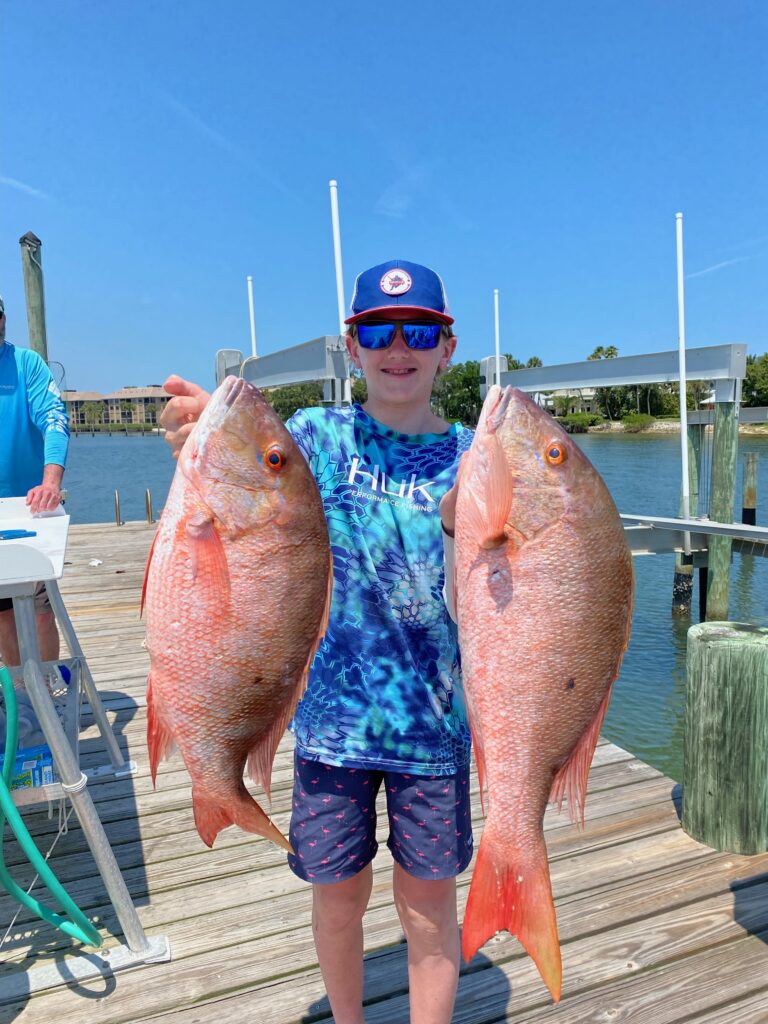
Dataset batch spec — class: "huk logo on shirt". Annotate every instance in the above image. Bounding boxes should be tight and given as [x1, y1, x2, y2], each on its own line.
[347, 456, 436, 504]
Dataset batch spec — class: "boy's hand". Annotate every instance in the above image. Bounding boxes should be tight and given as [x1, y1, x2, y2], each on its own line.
[439, 453, 468, 537]
[439, 483, 458, 537]
[160, 375, 211, 459]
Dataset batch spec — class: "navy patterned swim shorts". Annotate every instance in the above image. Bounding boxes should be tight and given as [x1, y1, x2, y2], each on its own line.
[287, 754, 474, 883]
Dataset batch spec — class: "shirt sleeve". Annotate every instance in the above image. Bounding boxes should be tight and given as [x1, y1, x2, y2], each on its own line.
[286, 408, 312, 464]
[24, 352, 70, 468]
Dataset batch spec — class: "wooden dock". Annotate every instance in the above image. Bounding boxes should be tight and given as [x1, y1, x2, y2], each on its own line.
[1, 520, 768, 1023]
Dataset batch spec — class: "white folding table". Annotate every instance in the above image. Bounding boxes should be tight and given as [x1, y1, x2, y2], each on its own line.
[0, 497, 170, 994]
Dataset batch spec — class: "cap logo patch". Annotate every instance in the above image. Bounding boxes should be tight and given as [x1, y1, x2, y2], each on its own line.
[380, 269, 412, 296]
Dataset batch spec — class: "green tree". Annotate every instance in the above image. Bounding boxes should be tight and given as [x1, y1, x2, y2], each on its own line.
[266, 382, 324, 421]
[526, 356, 543, 368]
[502, 353, 526, 370]
[351, 376, 368, 404]
[432, 360, 482, 425]
[552, 394, 573, 417]
[587, 345, 623, 419]
[119, 399, 134, 424]
[744, 353, 768, 406]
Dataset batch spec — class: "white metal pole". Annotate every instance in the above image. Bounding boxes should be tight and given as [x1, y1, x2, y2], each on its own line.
[676, 212, 692, 554]
[493, 288, 501, 386]
[246, 275, 257, 359]
[329, 180, 346, 336]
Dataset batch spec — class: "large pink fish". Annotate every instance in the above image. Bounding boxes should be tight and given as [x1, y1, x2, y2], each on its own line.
[454, 386, 634, 1000]
[143, 376, 332, 851]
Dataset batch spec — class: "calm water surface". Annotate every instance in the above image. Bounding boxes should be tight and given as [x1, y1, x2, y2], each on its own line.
[64, 430, 768, 781]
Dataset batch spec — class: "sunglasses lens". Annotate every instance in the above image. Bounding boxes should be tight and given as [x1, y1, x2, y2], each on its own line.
[402, 323, 443, 349]
[356, 323, 396, 349]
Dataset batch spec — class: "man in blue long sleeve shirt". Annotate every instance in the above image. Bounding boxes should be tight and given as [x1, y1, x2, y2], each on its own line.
[0, 295, 70, 666]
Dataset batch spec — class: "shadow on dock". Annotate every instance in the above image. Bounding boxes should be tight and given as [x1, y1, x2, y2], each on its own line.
[731, 872, 768, 945]
[300, 945, 507, 1023]
[0, 691, 145, 1019]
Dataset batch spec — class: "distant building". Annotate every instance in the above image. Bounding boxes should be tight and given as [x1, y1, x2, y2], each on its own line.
[542, 388, 599, 415]
[62, 386, 170, 427]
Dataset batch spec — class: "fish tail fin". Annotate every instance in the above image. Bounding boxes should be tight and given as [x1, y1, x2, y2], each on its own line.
[550, 685, 613, 824]
[192, 785, 293, 853]
[462, 832, 561, 1002]
[146, 673, 176, 785]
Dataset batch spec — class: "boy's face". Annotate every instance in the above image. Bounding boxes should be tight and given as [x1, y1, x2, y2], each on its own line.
[346, 312, 457, 408]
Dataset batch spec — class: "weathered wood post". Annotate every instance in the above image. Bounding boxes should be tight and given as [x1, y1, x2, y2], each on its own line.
[19, 231, 48, 361]
[683, 623, 768, 853]
[705, 400, 739, 621]
[672, 424, 703, 614]
[742, 452, 758, 525]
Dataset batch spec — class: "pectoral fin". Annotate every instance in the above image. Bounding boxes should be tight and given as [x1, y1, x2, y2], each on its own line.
[186, 514, 230, 599]
[466, 435, 513, 549]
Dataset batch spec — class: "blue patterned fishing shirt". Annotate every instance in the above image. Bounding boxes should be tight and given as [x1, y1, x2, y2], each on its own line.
[287, 404, 473, 775]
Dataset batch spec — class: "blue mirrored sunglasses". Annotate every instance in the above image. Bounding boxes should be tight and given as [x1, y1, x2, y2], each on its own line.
[355, 321, 445, 350]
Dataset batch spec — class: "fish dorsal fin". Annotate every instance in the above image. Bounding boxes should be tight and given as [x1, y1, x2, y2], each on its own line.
[140, 530, 159, 618]
[549, 571, 634, 823]
[246, 550, 334, 803]
[549, 685, 612, 823]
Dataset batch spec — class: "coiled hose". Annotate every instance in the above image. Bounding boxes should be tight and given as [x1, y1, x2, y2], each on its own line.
[0, 664, 100, 945]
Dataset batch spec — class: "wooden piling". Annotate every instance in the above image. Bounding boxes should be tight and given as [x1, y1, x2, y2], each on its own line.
[742, 452, 758, 526]
[19, 231, 48, 362]
[705, 402, 739, 621]
[683, 622, 768, 854]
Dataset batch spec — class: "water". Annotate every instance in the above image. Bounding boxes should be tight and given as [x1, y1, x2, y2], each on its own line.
[576, 432, 768, 780]
[65, 432, 176, 525]
[63, 430, 768, 781]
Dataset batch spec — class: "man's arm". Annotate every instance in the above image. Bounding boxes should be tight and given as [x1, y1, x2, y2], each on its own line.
[23, 351, 69, 512]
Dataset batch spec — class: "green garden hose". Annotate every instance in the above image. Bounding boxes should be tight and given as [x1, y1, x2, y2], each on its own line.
[0, 665, 101, 946]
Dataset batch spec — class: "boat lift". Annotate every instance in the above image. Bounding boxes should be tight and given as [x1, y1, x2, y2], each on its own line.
[216, 335, 351, 404]
[0, 497, 170, 998]
[480, 342, 768, 563]
[214, 335, 767, 572]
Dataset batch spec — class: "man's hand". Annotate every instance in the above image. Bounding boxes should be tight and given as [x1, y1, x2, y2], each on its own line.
[160, 375, 211, 459]
[27, 464, 64, 513]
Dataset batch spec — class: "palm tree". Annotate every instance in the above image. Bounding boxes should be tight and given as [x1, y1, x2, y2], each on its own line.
[82, 401, 104, 433]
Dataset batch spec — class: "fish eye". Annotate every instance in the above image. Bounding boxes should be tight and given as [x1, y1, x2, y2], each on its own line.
[265, 445, 286, 471]
[545, 442, 566, 466]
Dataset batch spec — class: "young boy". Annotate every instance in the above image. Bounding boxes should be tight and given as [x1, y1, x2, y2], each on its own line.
[161, 260, 472, 1024]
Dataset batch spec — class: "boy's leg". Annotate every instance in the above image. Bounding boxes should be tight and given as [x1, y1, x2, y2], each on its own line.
[392, 864, 460, 1024]
[384, 766, 473, 1024]
[287, 755, 383, 1023]
[312, 863, 373, 1024]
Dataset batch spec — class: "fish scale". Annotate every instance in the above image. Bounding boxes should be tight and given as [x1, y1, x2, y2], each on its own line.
[455, 385, 634, 1002]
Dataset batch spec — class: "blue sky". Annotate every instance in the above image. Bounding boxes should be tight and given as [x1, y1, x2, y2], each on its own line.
[1, 1, 766, 393]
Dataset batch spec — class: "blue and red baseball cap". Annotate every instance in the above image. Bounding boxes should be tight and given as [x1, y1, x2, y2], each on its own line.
[345, 259, 454, 326]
